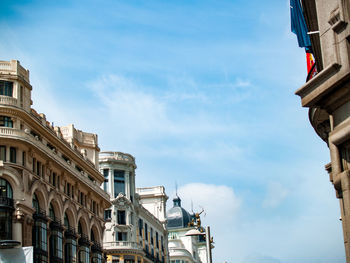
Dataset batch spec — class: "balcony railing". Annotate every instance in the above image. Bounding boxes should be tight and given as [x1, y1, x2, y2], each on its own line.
[65, 227, 77, 238]
[0, 60, 29, 81]
[0, 196, 14, 208]
[0, 95, 18, 107]
[33, 208, 47, 221]
[91, 241, 103, 252]
[103, 241, 143, 250]
[78, 234, 90, 246]
[99, 151, 135, 163]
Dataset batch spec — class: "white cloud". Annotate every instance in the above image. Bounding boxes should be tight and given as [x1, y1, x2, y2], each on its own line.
[262, 181, 289, 208]
[89, 74, 243, 149]
[172, 183, 241, 263]
[177, 183, 241, 220]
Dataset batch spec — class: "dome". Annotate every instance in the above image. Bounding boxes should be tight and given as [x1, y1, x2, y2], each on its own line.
[166, 196, 192, 229]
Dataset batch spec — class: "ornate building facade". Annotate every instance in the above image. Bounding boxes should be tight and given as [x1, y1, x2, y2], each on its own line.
[0, 60, 111, 262]
[166, 196, 209, 263]
[99, 152, 168, 263]
[294, 1, 350, 262]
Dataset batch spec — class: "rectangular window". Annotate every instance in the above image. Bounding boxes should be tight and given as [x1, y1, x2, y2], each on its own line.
[161, 236, 164, 252]
[156, 232, 159, 248]
[32, 158, 36, 173]
[22, 151, 26, 166]
[103, 169, 109, 192]
[30, 130, 41, 141]
[117, 232, 127, 241]
[91, 200, 96, 213]
[20, 86, 23, 107]
[9, 147, 16, 163]
[117, 210, 126, 225]
[0, 80, 13, 96]
[104, 209, 112, 220]
[151, 228, 154, 245]
[145, 223, 148, 241]
[66, 183, 71, 196]
[0, 146, 6, 161]
[138, 219, 143, 236]
[36, 161, 41, 176]
[75, 165, 82, 172]
[52, 172, 56, 187]
[114, 170, 125, 198]
[62, 155, 70, 163]
[0, 116, 13, 128]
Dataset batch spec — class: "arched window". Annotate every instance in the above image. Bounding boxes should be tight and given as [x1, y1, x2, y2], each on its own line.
[0, 178, 13, 198]
[91, 229, 102, 263]
[64, 213, 69, 228]
[0, 178, 13, 240]
[78, 221, 90, 263]
[49, 203, 63, 262]
[64, 212, 77, 263]
[32, 193, 48, 263]
[32, 193, 39, 213]
[49, 203, 55, 220]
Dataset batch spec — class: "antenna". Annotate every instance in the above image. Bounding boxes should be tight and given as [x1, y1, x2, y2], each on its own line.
[175, 181, 178, 197]
[191, 199, 194, 213]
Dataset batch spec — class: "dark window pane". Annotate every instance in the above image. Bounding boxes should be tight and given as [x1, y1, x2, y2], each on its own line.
[114, 170, 125, 197]
[0, 80, 13, 96]
[0, 146, 5, 161]
[9, 147, 16, 163]
[0, 116, 13, 127]
[117, 210, 126, 225]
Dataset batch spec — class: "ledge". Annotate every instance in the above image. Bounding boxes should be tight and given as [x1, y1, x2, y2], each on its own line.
[295, 62, 341, 107]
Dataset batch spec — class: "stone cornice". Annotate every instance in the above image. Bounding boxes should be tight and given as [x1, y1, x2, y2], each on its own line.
[0, 127, 110, 206]
[0, 105, 104, 183]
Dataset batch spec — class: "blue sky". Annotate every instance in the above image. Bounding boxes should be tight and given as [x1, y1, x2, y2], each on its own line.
[0, 0, 345, 262]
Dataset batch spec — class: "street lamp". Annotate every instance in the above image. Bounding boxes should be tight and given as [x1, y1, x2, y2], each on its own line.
[185, 226, 213, 263]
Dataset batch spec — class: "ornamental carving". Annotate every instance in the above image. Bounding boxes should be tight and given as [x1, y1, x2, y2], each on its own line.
[112, 193, 132, 209]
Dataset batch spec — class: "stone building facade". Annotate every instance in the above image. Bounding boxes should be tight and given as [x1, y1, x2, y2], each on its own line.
[166, 196, 208, 263]
[99, 152, 168, 263]
[0, 60, 111, 262]
[295, 1, 350, 262]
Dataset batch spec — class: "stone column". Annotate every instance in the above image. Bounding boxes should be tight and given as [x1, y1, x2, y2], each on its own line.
[109, 168, 113, 198]
[6, 146, 10, 162]
[13, 209, 24, 245]
[125, 170, 130, 199]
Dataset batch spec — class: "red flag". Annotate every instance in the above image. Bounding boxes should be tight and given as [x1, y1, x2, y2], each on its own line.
[306, 52, 317, 81]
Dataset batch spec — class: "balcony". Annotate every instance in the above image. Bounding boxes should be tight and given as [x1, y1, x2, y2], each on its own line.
[65, 227, 77, 238]
[78, 234, 90, 246]
[91, 241, 103, 253]
[0, 95, 18, 107]
[99, 151, 136, 166]
[136, 186, 166, 196]
[103, 241, 143, 251]
[33, 208, 47, 221]
[0, 196, 14, 209]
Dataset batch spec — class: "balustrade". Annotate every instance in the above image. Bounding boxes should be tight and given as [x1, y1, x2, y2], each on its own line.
[0, 96, 18, 106]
